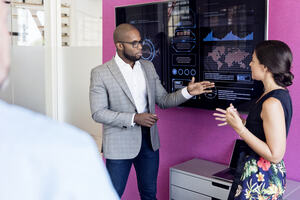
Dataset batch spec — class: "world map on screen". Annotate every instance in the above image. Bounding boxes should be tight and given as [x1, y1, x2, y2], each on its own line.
[207, 46, 251, 70]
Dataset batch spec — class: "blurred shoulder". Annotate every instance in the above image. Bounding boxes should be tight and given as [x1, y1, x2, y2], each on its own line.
[0, 100, 96, 148]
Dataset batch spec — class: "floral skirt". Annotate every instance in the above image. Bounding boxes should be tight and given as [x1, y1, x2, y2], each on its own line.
[234, 156, 286, 200]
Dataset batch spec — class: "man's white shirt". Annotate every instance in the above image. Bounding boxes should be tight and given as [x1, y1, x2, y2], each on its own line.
[114, 53, 193, 126]
[115, 53, 148, 114]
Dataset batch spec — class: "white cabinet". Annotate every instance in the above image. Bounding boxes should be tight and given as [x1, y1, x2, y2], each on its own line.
[170, 159, 231, 200]
[171, 185, 211, 200]
[170, 158, 300, 200]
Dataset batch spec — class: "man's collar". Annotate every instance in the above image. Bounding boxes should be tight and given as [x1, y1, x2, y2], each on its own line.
[114, 53, 140, 68]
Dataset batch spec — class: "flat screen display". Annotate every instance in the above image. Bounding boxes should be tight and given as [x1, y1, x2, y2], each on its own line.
[116, 0, 267, 112]
[116, 3, 169, 87]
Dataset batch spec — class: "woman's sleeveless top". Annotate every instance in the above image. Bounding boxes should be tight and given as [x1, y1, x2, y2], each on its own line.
[245, 89, 293, 143]
[228, 89, 293, 200]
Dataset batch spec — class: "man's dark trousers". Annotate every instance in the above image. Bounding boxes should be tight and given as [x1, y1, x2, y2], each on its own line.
[106, 126, 159, 200]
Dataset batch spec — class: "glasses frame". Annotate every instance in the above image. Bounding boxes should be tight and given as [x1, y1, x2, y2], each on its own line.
[118, 40, 145, 48]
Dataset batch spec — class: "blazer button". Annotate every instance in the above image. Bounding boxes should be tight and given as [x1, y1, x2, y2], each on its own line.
[123, 126, 127, 129]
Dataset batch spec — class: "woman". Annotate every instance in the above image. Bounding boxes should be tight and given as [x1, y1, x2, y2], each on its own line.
[214, 40, 293, 200]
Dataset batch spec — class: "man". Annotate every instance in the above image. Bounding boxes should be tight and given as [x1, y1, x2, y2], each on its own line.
[0, 1, 119, 199]
[90, 23, 214, 199]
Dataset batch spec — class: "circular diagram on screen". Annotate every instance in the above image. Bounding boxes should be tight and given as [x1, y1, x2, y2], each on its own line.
[204, 86, 217, 99]
[142, 39, 156, 62]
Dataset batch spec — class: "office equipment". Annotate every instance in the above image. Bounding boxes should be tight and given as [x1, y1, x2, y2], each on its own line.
[170, 158, 300, 200]
[212, 139, 248, 182]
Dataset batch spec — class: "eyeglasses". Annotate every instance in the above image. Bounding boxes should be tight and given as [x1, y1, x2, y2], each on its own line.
[118, 40, 145, 48]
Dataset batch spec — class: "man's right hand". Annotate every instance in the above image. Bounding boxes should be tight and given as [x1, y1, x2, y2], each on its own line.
[134, 113, 158, 127]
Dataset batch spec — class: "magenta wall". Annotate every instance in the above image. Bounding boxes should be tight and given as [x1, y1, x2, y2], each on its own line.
[103, 0, 300, 199]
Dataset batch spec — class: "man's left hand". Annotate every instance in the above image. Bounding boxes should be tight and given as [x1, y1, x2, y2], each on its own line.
[187, 77, 215, 96]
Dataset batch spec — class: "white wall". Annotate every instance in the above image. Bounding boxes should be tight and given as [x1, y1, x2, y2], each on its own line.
[0, 0, 103, 150]
[68, 0, 102, 46]
[0, 47, 46, 114]
[61, 47, 102, 148]
[59, 0, 103, 149]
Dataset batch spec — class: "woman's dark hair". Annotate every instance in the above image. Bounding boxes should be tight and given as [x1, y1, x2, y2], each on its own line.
[255, 40, 294, 87]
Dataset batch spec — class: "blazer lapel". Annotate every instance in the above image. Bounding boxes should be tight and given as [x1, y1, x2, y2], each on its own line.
[108, 59, 136, 106]
[140, 62, 153, 112]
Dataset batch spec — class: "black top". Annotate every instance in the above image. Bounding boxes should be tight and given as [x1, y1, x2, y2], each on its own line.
[245, 89, 293, 143]
[228, 89, 293, 200]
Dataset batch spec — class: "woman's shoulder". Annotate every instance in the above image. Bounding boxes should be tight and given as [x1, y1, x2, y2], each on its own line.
[262, 89, 292, 112]
[264, 89, 291, 102]
[262, 97, 283, 112]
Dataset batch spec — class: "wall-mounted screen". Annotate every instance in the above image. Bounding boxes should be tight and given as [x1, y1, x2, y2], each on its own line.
[116, 0, 267, 112]
[116, 3, 169, 87]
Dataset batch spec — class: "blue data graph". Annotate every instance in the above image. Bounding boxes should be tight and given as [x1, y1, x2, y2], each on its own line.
[203, 31, 253, 41]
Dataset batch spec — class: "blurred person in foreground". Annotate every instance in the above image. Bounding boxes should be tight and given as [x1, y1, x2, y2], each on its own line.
[0, 1, 119, 199]
[214, 40, 293, 200]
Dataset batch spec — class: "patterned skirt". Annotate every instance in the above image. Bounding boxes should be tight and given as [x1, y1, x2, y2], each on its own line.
[233, 155, 286, 200]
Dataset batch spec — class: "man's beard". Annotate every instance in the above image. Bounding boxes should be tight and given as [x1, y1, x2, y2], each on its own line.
[123, 49, 141, 62]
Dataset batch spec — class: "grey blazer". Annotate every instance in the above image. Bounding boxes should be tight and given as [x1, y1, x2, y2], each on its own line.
[89, 58, 187, 159]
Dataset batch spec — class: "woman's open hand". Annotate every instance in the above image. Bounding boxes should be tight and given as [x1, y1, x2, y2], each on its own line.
[213, 104, 245, 135]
